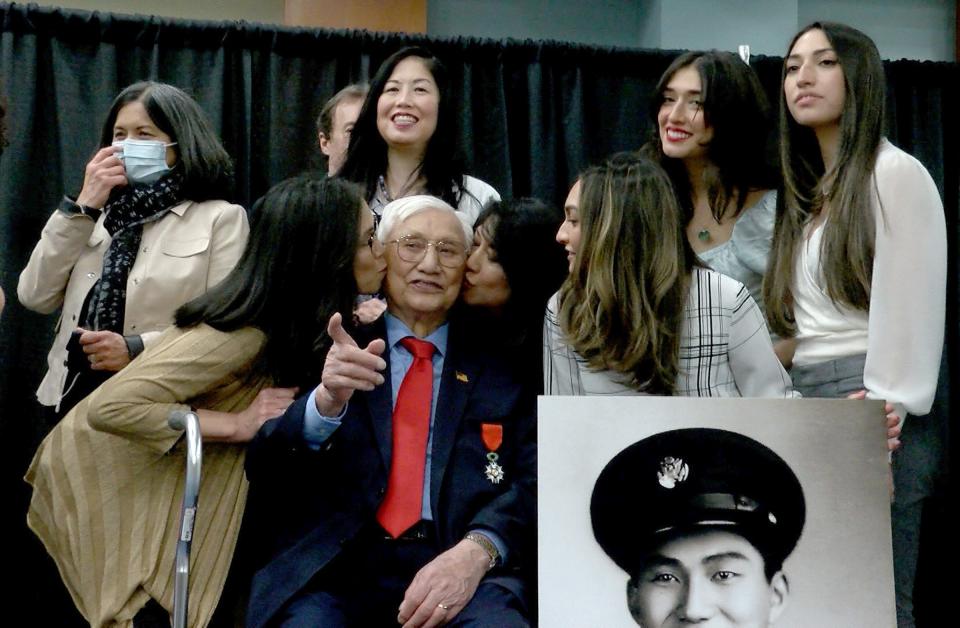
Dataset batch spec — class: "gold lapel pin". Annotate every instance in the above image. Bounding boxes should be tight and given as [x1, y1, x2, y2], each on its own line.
[456, 371, 469, 383]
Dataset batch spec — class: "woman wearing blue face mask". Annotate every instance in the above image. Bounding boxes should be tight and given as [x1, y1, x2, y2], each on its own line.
[18, 81, 249, 417]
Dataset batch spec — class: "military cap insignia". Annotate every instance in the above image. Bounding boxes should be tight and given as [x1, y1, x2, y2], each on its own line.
[657, 456, 689, 489]
[592, 428, 806, 577]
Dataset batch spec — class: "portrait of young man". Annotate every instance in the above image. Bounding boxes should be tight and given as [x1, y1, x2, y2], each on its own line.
[537, 396, 896, 628]
[590, 428, 804, 627]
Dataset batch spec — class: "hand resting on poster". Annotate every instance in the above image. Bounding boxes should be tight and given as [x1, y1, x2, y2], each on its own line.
[847, 390, 900, 501]
[845, 390, 901, 452]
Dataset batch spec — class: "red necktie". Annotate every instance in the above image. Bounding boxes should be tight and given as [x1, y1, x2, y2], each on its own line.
[377, 336, 435, 538]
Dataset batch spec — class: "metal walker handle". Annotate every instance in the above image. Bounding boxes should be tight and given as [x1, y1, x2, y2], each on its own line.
[168, 409, 202, 628]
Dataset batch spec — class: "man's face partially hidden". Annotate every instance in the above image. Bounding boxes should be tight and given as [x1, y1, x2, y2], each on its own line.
[320, 97, 362, 175]
[626, 529, 788, 627]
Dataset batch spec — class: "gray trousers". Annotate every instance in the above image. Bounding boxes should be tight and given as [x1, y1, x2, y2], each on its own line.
[791, 354, 944, 628]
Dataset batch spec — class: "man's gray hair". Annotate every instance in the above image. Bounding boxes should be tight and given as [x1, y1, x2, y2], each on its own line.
[317, 83, 368, 136]
[376, 195, 473, 244]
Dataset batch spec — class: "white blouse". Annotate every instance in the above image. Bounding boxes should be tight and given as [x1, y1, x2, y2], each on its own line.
[791, 140, 946, 417]
[544, 267, 796, 398]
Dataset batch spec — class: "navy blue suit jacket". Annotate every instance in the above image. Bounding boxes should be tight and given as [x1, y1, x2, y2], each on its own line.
[244, 317, 536, 627]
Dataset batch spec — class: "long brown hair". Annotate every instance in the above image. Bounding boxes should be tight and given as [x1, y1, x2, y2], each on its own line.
[558, 152, 697, 394]
[646, 50, 776, 224]
[764, 22, 885, 336]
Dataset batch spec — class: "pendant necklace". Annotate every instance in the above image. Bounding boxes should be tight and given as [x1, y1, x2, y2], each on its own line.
[378, 173, 423, 204]
[696, 214, 724, 243]
[377, 175, 394, 203]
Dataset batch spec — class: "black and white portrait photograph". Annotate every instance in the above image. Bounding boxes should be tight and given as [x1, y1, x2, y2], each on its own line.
[0, 3, 955, 626]
[538, 396, 895, 627]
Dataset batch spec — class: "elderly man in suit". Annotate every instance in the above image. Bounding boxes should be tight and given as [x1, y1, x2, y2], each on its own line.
[245, 195, 535, 627]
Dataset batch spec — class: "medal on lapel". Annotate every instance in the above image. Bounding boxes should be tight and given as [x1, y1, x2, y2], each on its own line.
[481, 423, 504, 484]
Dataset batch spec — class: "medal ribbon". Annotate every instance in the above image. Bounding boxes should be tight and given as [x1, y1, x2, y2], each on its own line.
[481, 423, 503, 452]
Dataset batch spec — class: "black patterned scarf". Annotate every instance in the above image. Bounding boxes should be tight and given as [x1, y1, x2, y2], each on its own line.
[80, 171, 185, 332]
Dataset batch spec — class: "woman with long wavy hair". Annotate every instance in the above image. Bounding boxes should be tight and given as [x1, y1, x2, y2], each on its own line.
[764, 22, 946, 628]
[644, 50, 776, 303]
[642, 50, 798, 366]
[544, 152, 793, 398]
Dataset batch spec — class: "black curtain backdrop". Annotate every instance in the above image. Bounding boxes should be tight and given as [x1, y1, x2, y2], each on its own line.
[0, 3, 956, 624]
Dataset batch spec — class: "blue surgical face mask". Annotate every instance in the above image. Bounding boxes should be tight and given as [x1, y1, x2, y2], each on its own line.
[113, 138, 177, 187]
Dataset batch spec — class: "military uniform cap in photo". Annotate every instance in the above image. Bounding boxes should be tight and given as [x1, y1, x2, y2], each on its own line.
[590, 428, 806, 575]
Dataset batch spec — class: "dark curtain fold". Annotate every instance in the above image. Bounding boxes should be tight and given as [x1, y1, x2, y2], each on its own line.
[0, 3, 956, 624]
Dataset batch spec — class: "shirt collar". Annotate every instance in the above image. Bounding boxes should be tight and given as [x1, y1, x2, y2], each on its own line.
[385, 312, 448, 357]
[168, 200, 192, 216]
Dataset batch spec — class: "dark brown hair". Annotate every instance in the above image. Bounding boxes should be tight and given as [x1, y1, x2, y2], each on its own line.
[98, 81, 234, 201]
[646, 50, 776, 224]
[176, 175, 364, 390]
[338, 46, 469, 210]
[764, 22, 885, 336]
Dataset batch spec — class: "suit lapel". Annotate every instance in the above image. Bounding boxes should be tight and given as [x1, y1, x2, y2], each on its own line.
[358, 318, 394, 471]
[429, 327, 479, 513]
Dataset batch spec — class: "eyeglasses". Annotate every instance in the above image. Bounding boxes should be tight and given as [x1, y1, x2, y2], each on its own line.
[389, 235, 467, 268]
[366, 212, 382, 252]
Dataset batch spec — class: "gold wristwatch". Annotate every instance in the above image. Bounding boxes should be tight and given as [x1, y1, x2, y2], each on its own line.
[465, 531, 499, 569]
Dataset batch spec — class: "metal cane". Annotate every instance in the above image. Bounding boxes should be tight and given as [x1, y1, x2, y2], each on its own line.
[168, 409, 202, 628]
